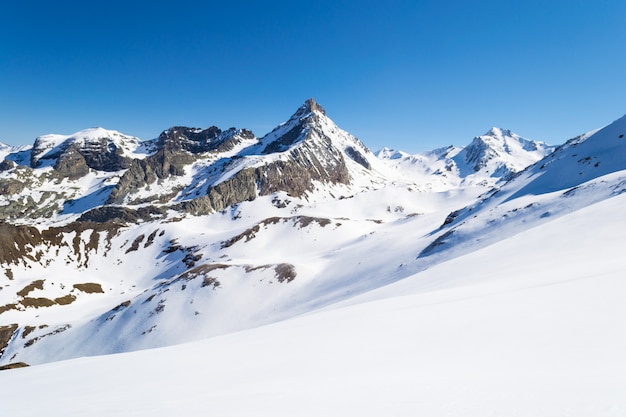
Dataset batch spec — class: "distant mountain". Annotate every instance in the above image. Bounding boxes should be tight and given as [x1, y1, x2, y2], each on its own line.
[375, 127, 554, 189]
[452, 127, 554, 180]
[418, 114, 626, 262]
[0, 100, 623, 370]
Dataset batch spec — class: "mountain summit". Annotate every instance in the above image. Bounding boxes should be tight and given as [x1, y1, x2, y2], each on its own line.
[452, 127, 554, 179]
[2, 101, 622, 372]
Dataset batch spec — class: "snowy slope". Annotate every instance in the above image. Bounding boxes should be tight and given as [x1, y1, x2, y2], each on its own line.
[417, 114, 626, 266]
[2, 191, 626, 417]
[0, 183, 484, 365]
[1, 101, 624, 391]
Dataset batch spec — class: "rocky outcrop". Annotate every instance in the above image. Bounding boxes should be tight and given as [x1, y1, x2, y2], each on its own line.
[0, 222, 43, 265]
[107, 128, 257, 204]
[0, 324, 18, 358]
[53, 145, 90, 180]
[159, 126, 255, 154]
[345, 146, 371, 169]
[31, 132, 134, 173]
[0, 178, 24, 194]
[78, 137, 133, 171]
[0, 160, 15, 171]
[78, 206, 166, 224]
[3, 99, 363, 220]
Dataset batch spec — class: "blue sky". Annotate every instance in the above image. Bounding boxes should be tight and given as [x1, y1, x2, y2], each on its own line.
[1, 0, 625, 153]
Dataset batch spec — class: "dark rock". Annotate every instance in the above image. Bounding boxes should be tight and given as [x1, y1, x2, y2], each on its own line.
[262, 125, 304, 154]
[0, 178, 25, 194]
[78, 206, 165, 224]
[32, 135, 133, 173]
[345, 146, 371, 169]
[0, 160, 15, 171]
[79, 138, 132, 171]
[53, 145, 90, 180]
[0, 222, 43, 265]
[0, 324, 18, 358]
[0, 362, 29, 370]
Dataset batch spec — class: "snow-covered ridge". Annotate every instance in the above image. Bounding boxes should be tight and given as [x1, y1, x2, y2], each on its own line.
[31, 127, 151, 168]
[1, 100, 624, 383]
[452, 127, 554, 178]
[375, 127, 554, 189]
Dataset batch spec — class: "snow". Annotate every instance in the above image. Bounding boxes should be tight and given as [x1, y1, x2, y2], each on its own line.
[2, 192, 626, 417]
[30, 127, 152, 167]
[1, 103, 626, 416]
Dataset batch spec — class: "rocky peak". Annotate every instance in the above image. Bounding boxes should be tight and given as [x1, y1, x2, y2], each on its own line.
[157, 126, 257, 155]
[292, 98, 326, 119]
[30, 128, 141, 172]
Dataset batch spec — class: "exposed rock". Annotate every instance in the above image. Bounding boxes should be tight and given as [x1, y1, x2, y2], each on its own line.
[178, 168, 257, 215]
[0, 222, 43, 265]
[53, 145, 90, 180]
[0, 324, 18, 358]
[107, 148, 194, 204]
[108, 127, 257, 204]
[77, 206, 166, 224]
[0, 362, 29, 370]
[73, 283, 104, 294]
[31, 132, 134, 173]
[274, 263, 296, 283]
[294, 98, 326, 117]
[79, 137, 133, 171]
[0, 178, 25, 194]
[0, 160, 15, 171]
[262, 125, 303, 154]
[345, 146, 371, 169]
[158, 126, 254, 154]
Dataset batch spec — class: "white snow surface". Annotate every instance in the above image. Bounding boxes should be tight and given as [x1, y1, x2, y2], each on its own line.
[1, 192, 625, 417]
[2, 106, 626, 416]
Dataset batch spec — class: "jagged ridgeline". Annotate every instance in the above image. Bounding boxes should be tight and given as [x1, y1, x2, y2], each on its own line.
[0, 98, 381, 364]
[0, 99, 372, 223]
[0, 97, 570, 367]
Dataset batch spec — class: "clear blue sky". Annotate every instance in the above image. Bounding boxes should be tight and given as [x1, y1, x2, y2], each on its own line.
[1, 0, 625, 153]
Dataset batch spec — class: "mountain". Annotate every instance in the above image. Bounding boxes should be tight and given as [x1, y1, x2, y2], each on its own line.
[376, 127, 554, 189]
[452, 127, 555, 180]
[417, 114, 626, 264]
[2, 164, 626, 417]
[0, 99, 412, 364]
[0, 100, 623, 376]
[2, 102, 626, 415]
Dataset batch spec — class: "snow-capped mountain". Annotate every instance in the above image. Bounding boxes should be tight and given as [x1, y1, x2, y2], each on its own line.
[376, 127, 554, 189]
[0, 100, 624, 383]
[452, 127, 554, 179]
[417, 114, 626, 264]
[30, 127, 153, 171]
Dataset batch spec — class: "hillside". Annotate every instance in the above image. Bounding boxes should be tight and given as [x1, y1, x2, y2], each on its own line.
[0, 101, 624, 388]
[2, 189, 625, 417]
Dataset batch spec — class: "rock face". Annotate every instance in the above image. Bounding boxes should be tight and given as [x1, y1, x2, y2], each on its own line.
[30, 128, 140, 172]
[110, 99, 362, 213]
[158, 126, 255, 154]
[53, 145, 90, 180]
[107, 128, 257, 204]
[0, 99, 373, 221]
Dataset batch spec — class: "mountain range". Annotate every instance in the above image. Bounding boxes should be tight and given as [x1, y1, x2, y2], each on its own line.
[1, 99, 625, 416]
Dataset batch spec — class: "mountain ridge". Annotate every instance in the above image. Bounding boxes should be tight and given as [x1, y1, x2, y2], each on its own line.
[1, 100, 623, 369]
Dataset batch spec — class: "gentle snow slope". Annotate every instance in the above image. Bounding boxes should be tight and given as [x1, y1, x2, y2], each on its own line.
[2, 192, 625, 417]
